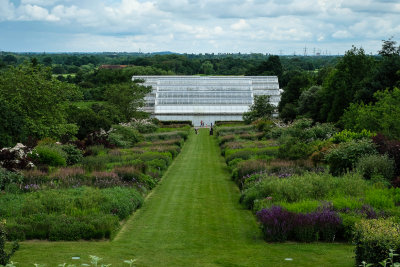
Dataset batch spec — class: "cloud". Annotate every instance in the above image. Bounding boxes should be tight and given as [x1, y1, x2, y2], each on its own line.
[0, 0, 15, 21]
[1, 0, 400, 54]
[231, 19, 249, 31]
[17, 4, 59, 21]
[332, 30, 352, 39]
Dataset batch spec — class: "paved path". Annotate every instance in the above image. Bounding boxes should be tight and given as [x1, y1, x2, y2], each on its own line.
[13, 129, 353, 266]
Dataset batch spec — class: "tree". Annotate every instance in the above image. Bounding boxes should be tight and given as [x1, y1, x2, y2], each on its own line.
[0, 99, 26, 147]
[200, 61, 214, 75]
[297, 86, 323, 121]
[319, 46, 374, 122]
[340, 88, 400, 140]
[246, 55, 283, 79]
[104, 81, 151, 121]
[243, 95, 275, 123]
[3, 54, 17, 65]
[278, 72, 311, 122]
[0, 63, 81, 143]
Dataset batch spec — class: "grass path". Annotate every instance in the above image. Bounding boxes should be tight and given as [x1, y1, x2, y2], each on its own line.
[12, 129, 354, 266]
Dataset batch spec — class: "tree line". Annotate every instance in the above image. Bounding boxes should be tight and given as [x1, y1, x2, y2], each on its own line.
[1, 39, 399, 147]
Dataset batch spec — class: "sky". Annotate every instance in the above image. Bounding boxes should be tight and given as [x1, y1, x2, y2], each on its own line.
[0, 0, 400, 54]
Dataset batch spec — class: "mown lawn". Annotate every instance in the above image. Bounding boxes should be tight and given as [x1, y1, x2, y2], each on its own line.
[12, 129, 354, 266]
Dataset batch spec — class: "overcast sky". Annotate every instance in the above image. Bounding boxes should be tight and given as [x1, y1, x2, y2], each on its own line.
[0, 0, 399, 54]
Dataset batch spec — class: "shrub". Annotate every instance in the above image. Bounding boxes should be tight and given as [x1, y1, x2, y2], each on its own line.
[278, 136, 314, 160]
[218, 135, 236, 145]
[139, 152, 172, 167]
[330, 129, 375, 144]
[0, 168, 23, 190]
[373, 133, 400, 176]
[356, 154, 395, 181]
[124, 118, 158, 134]
[61, 144, 83, 165]
[324, 139, 377, 176]
[241, 172, 368, 209]
[256, 205, 341, 243]
[149, 145, 180, 158]
[108, 125, 143, 148]
[101, 187, 143, 220]
[0, 220, 19, 265]
[30, 144, 68, 167]
[354, 218, 400, 266]
[256, 206, 294, 242]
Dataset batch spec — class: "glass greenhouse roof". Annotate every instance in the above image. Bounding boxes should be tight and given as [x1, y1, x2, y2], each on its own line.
[133, 76, 281, 118]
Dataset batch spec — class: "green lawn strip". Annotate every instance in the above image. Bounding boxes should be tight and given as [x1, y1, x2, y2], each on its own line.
[12, 129, 354, 266]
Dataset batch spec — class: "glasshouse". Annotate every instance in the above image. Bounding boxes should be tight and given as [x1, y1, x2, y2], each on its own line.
[133, 76, 281, 126]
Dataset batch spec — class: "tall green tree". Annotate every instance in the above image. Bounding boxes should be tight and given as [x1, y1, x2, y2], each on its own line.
[278, 72, 311, 122]
[243, 95, 275, 123]
[340, 88, 400, 140]
[104, 81, 151, 121]
[319, 46, 374, 122]
[0, 63, 81, 143]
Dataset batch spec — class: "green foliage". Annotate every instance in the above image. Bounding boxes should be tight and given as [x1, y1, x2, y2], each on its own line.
[61, 144, 83, 165]
[104, 82, 150, 121]
[243, 95, 275, 123]
[108, 125, 143, 148]
[278, 72, 312, 122]
[0, 187, 143, 241]
[341, 88, 400, 140]
[0, 220, 19, 266]
[324, 139, 377, 176]
[354, 218, 400, 266]
[0, 63, 81, 142]
[319, 46, 375, 122]
[0, 168, 23, 191]
[66, 105, 112, 139]
[240, 172, 368, 209]
[30, 145, 67, 167]
[277, 136, 314, 160]
[356, 154, 395, 181]
[0, 99, 26, 148]
[330, 129, 375, 144]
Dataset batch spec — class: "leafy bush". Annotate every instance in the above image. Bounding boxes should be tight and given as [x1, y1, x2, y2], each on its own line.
[218, 135, 235, 146]
[30, 144, 67, 167]
[330, 129, 375, 144]
[128, 119, 158, 133]
[354, 218, 400, 266]
[373, 133, 400, 176]
[324, 139, 377, 176]
[108, 125, 143, 148]
[0, 220, 19, 265]
[277, 136, 314, 160]
[0, 168, 23, 190]
[356, 154, 395, 181]
[61, 144, 83, 165]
